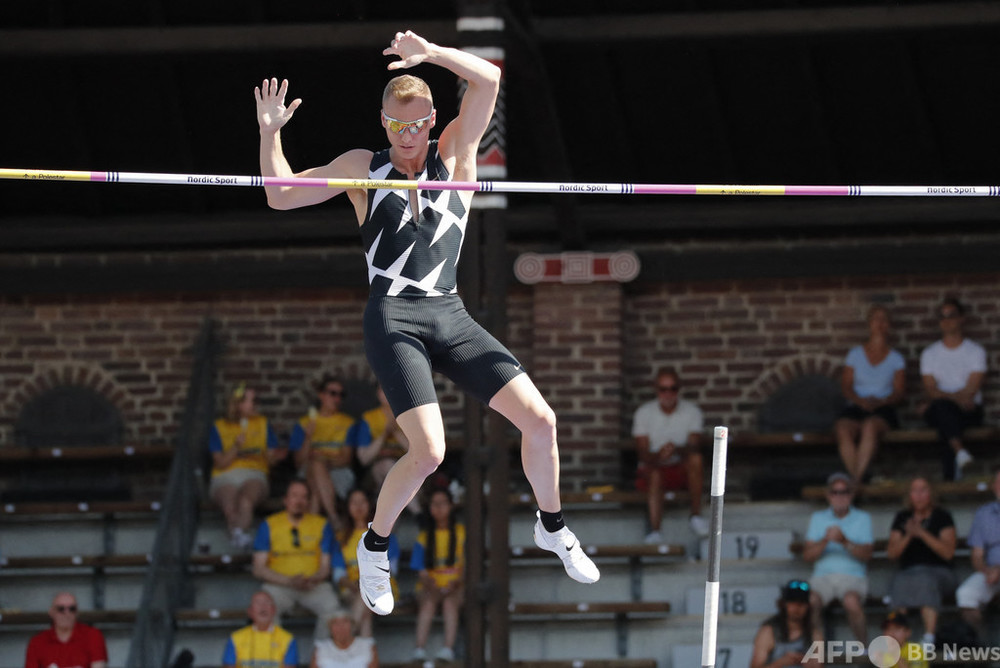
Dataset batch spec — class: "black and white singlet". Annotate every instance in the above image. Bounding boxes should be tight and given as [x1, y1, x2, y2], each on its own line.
[361, 141, 468, 298]
[359, 141, 524, 415]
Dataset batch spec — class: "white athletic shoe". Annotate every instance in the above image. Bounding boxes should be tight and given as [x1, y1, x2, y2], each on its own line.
[356, 529, 394, 615]
[689, 514, 710, 538]
[644, 530, 663, 544]
[532, 511, 600, 584]
[230, 528, 254, 551]
[956, 448, 974, 473]
[435, 647, 456, 662]
[412, 647, 427, 661]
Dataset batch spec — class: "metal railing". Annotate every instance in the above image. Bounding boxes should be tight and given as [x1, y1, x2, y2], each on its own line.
[126, 317, 219, 668]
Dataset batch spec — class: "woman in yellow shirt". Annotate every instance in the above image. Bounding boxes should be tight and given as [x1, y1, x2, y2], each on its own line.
[209, 384, 286, 550]
[410, 488, 465, 662]
[291, 375, 360, 528]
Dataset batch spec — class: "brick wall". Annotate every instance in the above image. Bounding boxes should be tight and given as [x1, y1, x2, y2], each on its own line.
[2, 271, 998, 491]
[530, 283, 624, 490]
[623, 273, 1000, 437]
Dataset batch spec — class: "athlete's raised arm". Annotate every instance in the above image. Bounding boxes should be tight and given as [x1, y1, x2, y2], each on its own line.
[382, 31, 500, 179]
[255, 77, 370, 213]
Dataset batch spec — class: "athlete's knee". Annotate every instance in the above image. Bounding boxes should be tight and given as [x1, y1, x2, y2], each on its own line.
[522, 406, 557, 445]
[404, 445, 446, 477]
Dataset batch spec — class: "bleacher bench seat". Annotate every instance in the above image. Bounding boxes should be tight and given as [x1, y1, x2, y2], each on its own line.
[0, 444, 173, 462]
[801, 479, 993, 502]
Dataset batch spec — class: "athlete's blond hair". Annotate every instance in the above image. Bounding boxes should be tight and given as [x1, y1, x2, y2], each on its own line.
[382, 74, 433, 108]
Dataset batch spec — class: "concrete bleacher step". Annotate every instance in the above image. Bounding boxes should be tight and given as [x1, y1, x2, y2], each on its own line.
[672, 643, 753, 668]
[0, 573, 146, 612]
[685, 584, 783, 616]
[4, 483, 996, 668]
[698, 529, 795, 561]
[169, 603, 671, 666]
[802, 476, 996, 502]
[386, 663, 660, 668]
[0, 515, 158, 557]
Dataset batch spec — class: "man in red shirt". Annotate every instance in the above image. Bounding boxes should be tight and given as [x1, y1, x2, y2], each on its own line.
[24, 592, 108, 668]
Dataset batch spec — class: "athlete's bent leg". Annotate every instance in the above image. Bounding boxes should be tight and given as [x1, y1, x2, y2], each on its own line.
[370, 403, 446, 536]
[490, 374, 599, 584]
[489, 374, 560, 512]
[359, 403, 447, 616]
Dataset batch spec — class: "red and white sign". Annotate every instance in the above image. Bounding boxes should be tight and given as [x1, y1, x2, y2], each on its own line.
[514, 251, 641, 284]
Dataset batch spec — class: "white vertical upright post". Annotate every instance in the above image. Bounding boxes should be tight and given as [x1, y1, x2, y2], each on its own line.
[701, 426, 729, 668]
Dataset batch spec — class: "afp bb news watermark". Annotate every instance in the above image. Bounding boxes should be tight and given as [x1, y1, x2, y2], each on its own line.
[804, 636, 1000, 666]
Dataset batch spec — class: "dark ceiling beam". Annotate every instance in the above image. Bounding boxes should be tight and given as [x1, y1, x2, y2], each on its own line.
[3, 3, 999, 57]
[633, 237, 1000, 283]
[1, 197, 998, 252]
[505, 198, 1000, 247]
[2, 234, 998, 296]
[532, 3, 1000, 42]
[0, 21, 457, 57]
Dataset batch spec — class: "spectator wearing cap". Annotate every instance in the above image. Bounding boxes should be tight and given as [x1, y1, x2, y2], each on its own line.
[750, 580, 823, 668]
[24, 592, 108, 668]
[956, 466, 1000, 639]
[885, 476, 956, 646]
[871, 612, 928, 668]
[919, 297, 986, 480]
[309, 609, 378, 668]
[801, 472, 874, 643]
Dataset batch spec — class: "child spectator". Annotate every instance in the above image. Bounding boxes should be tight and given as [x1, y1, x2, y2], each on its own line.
[410, 487, 465, 662]
[336, 488, 400, 638]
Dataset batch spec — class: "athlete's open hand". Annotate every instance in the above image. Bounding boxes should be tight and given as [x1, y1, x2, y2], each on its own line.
[383, 30, 432, 70]
[255, 77, 302, 133]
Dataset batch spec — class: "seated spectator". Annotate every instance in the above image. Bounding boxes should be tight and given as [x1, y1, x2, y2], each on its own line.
[750, 580, 822, 668]
[210, 383, 287, 550]
[886, 476, 957, 645]
[631, 367, 708, 542]
[291, 375, 365, 527]
[252, 479, 346, 640]
[411, 487, 465, 663]
[222, 590, 298, 668]
[920, 297, 986, 480]
[25, 592, 107, 668]
[871, 611, 929, 668]
[336, 487, 400, 638]
[834, 304, 906, 483]
[310, 610, 378, 668]
[355, 384, 414, 512]
[956, 466, 1000, 640]
[802, 472, 873, 644]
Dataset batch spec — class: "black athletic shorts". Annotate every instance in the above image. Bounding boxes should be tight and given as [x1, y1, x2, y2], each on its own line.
[838, 403, 900, 429]
[363, 294, 526, 416]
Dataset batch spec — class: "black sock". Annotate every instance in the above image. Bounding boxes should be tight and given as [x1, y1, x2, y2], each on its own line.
[539, 510, 565, 533]
[364, 528, 390, 552]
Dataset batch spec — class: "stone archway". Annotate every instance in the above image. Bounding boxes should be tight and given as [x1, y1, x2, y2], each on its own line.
[742, 353, 844, 433]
